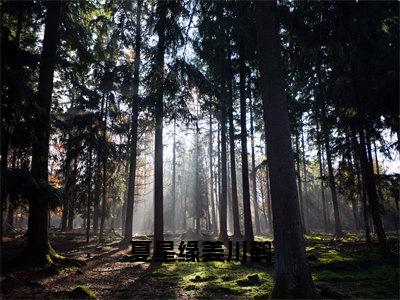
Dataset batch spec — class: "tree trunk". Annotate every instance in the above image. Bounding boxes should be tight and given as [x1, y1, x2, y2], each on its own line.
[99, 93, 109, 242]
[351, 130, 371, 245]
[25, 0, 62, 262]
[171, 118, 176, 233]
[93, 161, 101, 233]
[66, 159, 77, 231]
[239, 39, 253, 242]
[259, 183, 268, 232]
[122, 0, 142, 245]
[256, 2, 316, 297]
[5, 201, 14, 231]
[322, 111, 343, 237]
[249, 79, 261, 235]
[4, 150, 17, 233]
[0, 125, 9, 243]
[219, 94, 229, 241]
[358, 127, 388, 257]
[195, 123, 201, 234]
[295, 133, 306, 230]
[86, 147, 93, 243]
[153, 1, 167, 243]
[317, 123, 328, 232]
[347, 151, 360, 231]
[227, 56, 241, 239]
[209, 107, 217, 234]
[217, 124, 221, 231]
[264, 144, 273, 233]
[301, 128, 309, 231]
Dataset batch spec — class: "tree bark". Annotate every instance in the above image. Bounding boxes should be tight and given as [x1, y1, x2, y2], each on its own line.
[227, 56, 241, 238]
[99, 93, 109, 242]
[295, 133, 306, 230]
[209, 107, 217, 234]
[92, 160, 101, 233]
[195, 123, 201, 234]
[249, 78, 261, 235]
[153, 1, 167, 243]
[86, 147, 93, 243]
[316, 123, 328, 232]
[171, 118, 176, 233]
[66, 159, 78, 231]
[358, 127, 388, 257]
[256, 2, 316, 297]
[122, 0, 142, 245]
[301, 128, 309, 231]
[25, 0, 62, 262]
[239, 39, 253, 242]
[322, 109, 343, 237]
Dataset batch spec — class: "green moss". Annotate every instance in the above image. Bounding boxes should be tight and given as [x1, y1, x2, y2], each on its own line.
[184, 284, 197, 290]
[155, 261, 274, 298]
[236, 274, 262, 286]
[107, 239, 122, 247]
[71, 285, 97, 299]
[49, 286, 96, 299]
[115, 235, 398, 299]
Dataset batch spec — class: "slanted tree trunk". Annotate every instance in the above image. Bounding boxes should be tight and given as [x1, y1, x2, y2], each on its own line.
[249, 78, 261, 235]
[264, 144, 273, 233]
[122, 0, 142, 246]
[358, 127, 388, 257]
[24, 0, 62, 263]
[153, 1, 167, 243]
[256, 2, 316, 297]
[351, 129, 371, 245]
[238, 39, 253, 242]
[259, 183, 268, 232]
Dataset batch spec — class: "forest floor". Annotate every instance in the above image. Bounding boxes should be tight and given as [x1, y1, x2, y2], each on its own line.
[1, 231, 398, 299]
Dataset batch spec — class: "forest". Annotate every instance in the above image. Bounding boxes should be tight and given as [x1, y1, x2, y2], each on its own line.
[1, 0, 399, 299]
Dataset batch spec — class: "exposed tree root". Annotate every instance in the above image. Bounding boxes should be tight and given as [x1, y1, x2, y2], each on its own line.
[9, 242, 85, 270]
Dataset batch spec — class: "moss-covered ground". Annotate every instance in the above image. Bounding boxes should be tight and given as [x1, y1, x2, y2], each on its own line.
[1, 232, 398, 299]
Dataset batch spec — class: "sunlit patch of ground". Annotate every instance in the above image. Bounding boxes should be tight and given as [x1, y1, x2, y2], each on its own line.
[1, 232, 399, 299]
[154, 261, 274, 298]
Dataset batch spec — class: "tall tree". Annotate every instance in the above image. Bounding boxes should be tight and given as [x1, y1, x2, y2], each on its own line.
[208, 106, 217, 234]
[238, 39, 254, 242]
[122, 0, 143, 246]
[153, 1, 167, 243]
[24, 0, 62, 262]
[227, 53, 241, 239]
[249, 81, 261, 235]
[255, 1, 316, 297]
